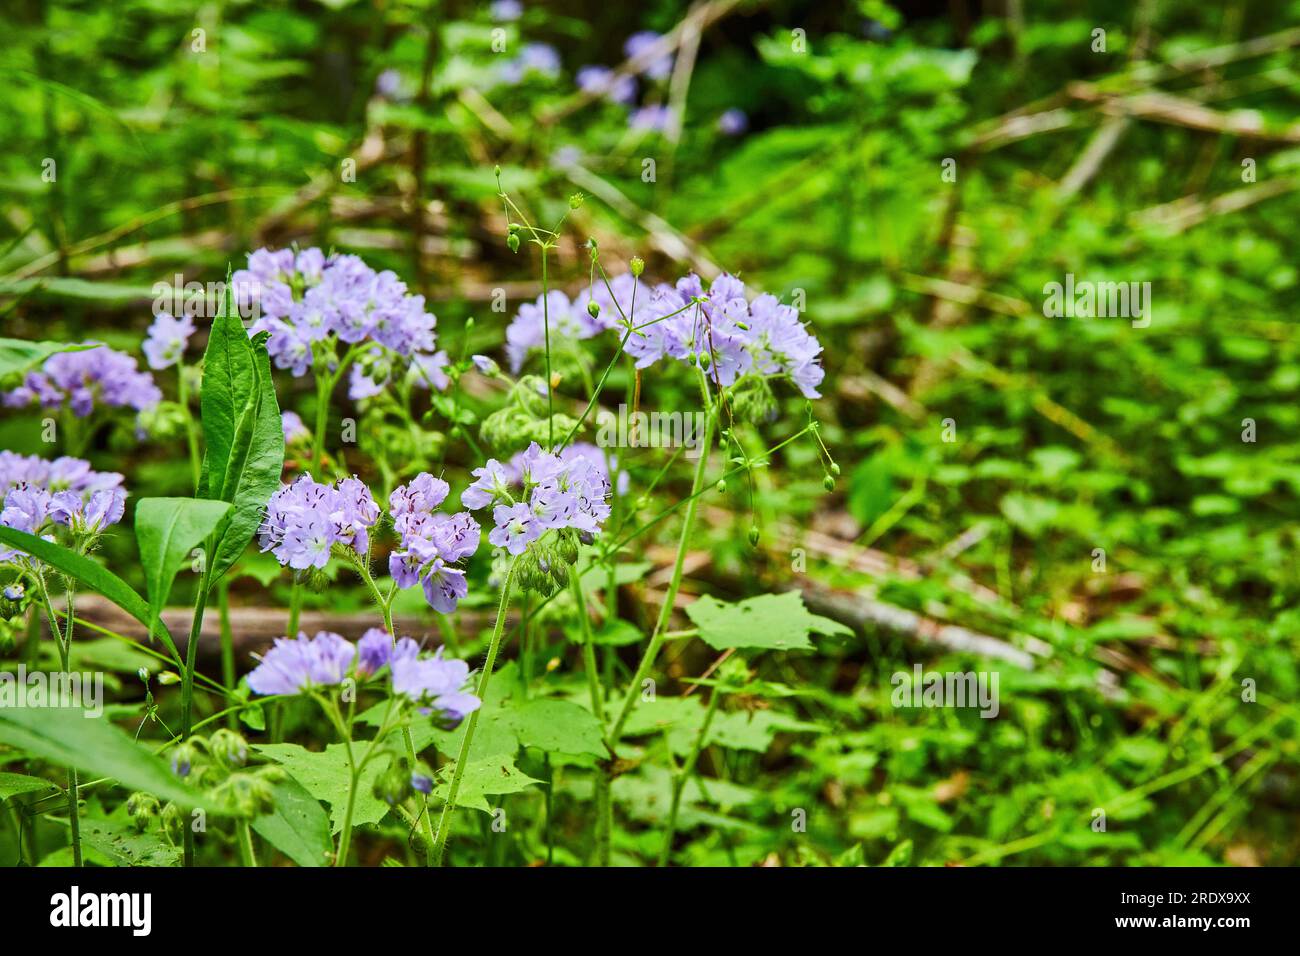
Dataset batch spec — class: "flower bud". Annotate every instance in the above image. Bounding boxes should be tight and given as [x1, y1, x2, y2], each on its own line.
[2, 583, 24, 602]
[586, 300, 601, 320]
[829, 462, 841, 477]
[748, 526, 760, 547]
[715, 479, 726, 494]
[127, 792, 161, 831]
[411, 772, 433, 795]
[554, 530, 579, 565]
[823, 475, 836, 492]
[507, 233, 521, 254]
[373, 757, 413, 806]
[171, 741, 199, 778]
[161, 802, 184, 843]
[157, 671, 181, 686]
[568, 192, 585, 209]
[629, 256, 645, 277]
[210, 728, 249, 769]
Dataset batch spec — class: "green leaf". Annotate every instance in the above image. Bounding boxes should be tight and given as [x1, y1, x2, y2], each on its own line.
[0, 527, 180, 661]
[0, 708, 206, 808]
[685, 591, 853, 652]
[431, 756, 542, 813]
[199, 281, 285, 584]
[501, 699, 606, 757]
[0, 771, 57, 803]
[134, 497, 232, 630]
[0, 337, 91, 384]
[77, 817, 180, 867]
[254, 742, 388, 835]
[251, 777, 333, 867]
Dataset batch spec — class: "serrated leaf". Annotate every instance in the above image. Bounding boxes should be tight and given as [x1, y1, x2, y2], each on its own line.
[253, 742, 388, 835]
[77, 817, 180, 867]
[431, 756, 542, 812]
[686, 591, 852, 652]
[0, 527, 180, 662]
[0, 708, 206, 808]
[502, 698, 606, 757]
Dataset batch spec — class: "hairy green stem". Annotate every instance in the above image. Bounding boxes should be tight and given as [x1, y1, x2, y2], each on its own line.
[179, 571, 212, 867]
[217, 580, 237, 730]
[568, 565, 604, 723]
[40, 584, 80, 866]
[431, 559, 517, 866]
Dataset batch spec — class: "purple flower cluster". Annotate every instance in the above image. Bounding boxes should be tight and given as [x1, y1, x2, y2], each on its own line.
[387, 473, 481, 613]
[4, 345, 160, 419]
[246, 627, 480, 725]
[624, 31, 674, 81]
[233, 247, 447, 395]
[576, 65, 637, 106]
[0, 452, 126, 562]
[142, 312, 196, 370]
[257, 475, 381, 570]
[627, 273, 826, 399]
[573, 31, 675, 130]
[462, 442, 610, 555]
[505, 290, 608, 373]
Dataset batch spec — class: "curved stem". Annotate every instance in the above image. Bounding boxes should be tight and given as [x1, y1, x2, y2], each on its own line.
[430, 559, 517, 866]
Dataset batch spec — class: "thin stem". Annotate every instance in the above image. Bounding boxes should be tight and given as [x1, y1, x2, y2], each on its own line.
[217, 579, 237, 730]
[541, 245, 554, 447]
[607, 369, 715, 745]
[179, 570, 212, 867]
[431, 559, 518, 866]
[178, 361, 201, 492]
[568, 565, 604, 723]
[39, 583, 81, 867]
[659, 684, 721, 867]
[237, 820, 258, 867]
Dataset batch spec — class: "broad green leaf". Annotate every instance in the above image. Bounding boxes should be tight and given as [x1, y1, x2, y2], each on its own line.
[0, 337, 91, 383]
[0, 707, 206, 808]
[134, 497, 232, 629]
[199, 281, 285, 584]
[77, 817, 180, 867]
[251, 777, 333, 867]
[685, 591, 853, 652]
[0, 771, 57, 802]
[254, 742, 388, 834]
[501, 699, 606, 757]
[0, 526, 180, 662]
[431, 756, 542, 813]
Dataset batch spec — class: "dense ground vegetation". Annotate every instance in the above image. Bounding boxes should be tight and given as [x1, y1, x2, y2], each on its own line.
[0, 0, 1296, 867]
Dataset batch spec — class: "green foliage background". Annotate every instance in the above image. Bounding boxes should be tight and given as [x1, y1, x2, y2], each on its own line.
[1, 0, 1297, 866]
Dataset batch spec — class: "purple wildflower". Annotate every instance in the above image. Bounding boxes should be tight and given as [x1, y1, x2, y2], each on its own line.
[246, 631, 356, 695]
[258, 475, 380, 570]
[143, 312, 196, 370]
[576, 65, 637, 105]
[387, 473, 481, 613]
[4, 345, 160, 421]
[718, 108, 749, 136]
[624, 31, 674, 81]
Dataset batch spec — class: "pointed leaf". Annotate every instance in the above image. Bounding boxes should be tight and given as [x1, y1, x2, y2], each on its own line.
[135, 497, 231, 628]
[0, 527, 179, 661]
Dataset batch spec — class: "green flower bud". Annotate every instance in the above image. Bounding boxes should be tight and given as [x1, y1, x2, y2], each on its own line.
[715, 479, 727, 494]
[830, 462, 841, 477]
[586, 300, 601, 319]
[161, 802, 184, 844]
[823, 475, 836, 492]
[373, 756, 413, 807]
[157, 671, 181, 686]
[554, 529, 579, 565]
[507, 233, 521, 254]
[568, 192, 585, 209]
[127, 792, 161, 831]
[748, 526, 760, 547]
[629, 256, 645, 277]
[210, 728, 249, 769]
[171, 741, 200, 778]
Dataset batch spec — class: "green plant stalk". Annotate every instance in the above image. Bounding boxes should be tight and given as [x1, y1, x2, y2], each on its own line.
[658, 685, 721, 867]
[179, 569, 212, 867]
[39, 582, 81, 867]
[541, 244, 554, 447]
[430, 558, 518, 866]
[236, 819, 258, 867]
[311, 369, 331, 474]
[217, 579, 237, 730]
[178, 360, 201, 492]
[568, 565, 604, 722]
[607, 368, 715, 745]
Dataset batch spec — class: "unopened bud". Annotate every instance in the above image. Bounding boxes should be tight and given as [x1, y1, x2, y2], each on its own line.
[210, 728, 249, 769]
[171, 741, 199, 778]
[507, 233, 521, 254]
[587, 300, 601, 319]
[568, 192, 585, 209]
[127, 792, 161, 831]
[629, 256, 645, 277]
[829, 462, 841, 477]
[715, 479, 727, 493]
[823, 475, 836, 492]
[748, 526, 760, 547]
